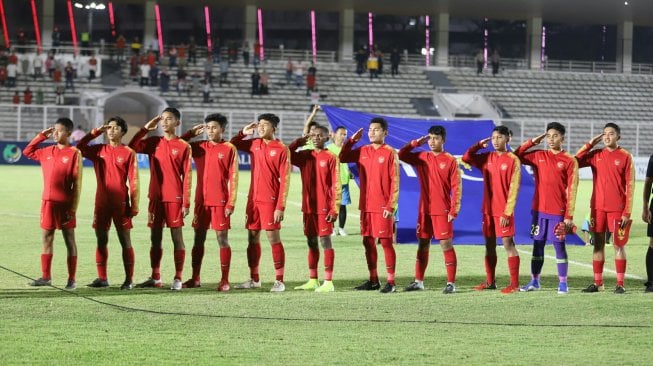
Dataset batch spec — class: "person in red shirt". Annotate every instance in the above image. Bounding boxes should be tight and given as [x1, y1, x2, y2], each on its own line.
[576, 123, 634, 294]
[514, 122, 578, 294]
[76, 116, 139, 290]
[340, 117, 399, 293]
[289, 124, 341, 292]
[23, 87, 33, 104]
[129, 108, 192, 291]
[231, 114, 291, 292]
[462, 126, 521, 294]
[399, 126, 461, 294]
[24, 118, 82, 290]
[178, 114, 238, 292]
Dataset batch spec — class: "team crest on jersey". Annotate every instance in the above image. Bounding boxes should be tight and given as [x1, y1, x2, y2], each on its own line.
[171, 148, 179, 156]
[319, 160, 327, 167]
[614, 159, 621, 166]
[269, 150, 277, 157]
[439, 162, 446, 169]
[378, 156, 385, 163]
[556, 161, 564, 169]
[61, 156, 69, 164]
[116, 156, 124, 163]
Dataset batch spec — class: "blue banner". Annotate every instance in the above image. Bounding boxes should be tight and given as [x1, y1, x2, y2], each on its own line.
[0, 140, 94, 167]
[322, 105, 583, 245]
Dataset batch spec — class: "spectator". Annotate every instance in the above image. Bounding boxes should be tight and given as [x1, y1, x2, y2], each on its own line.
[149, 63, 159, 87]
[204, 56, 213, 86]
[33, 53, 43, 79]
[52, 66, 62, 83]
[149, 34, 160, 60]
[159, 67, 170, 93]
[178, 43, 187, 68]
[64, 62, 74, 91]
[374, 47, 384, 75]
[228, 42, 237, 63]
[0, 66, 6, 86]
[81, 31, 91, 55]
[88, 54, 97, 82]
[71, 54, 80, 78]
[475, 49, 485, 75]
[242, 41, 250, 66]
[45, 54, 55, 78]
[23, 86, 33, 104]
[491, 50, 500, 76]
[139, 61, 150, 86]
[129, 54, 139, 80]
[390, 48, 400, 77]
[251, 69, 260, 96]
[52, 27, 61, 53]
[355, 46, 367, 76]
[306, 63, 316, 96]
[146, 50, 156, 67]
[294, 61, 304, 87]
[176, 66, 187, 96]
[259, 70, 269, 95]
[12, 91, 19, 104]
[35, 88, 44, 104]
[168, 45, 178, 68]
[115, 34, 126, 61]
[253, 40, 261, 67]
[188, 37, 197, 65]
[285, 58, 293, 85]
[367, 53, 379, 79]
[219, 58, 229, 87]
[6, 62, 16, 87]
[8, 51, 18, 65]
[131, 37, 141, 55]
[21, 56, 30, 76]
[189, 72, 202, 96]
[55, 84, 65, 105]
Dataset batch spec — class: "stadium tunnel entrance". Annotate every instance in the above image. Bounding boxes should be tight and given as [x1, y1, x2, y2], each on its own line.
[95, 89, 168, 142]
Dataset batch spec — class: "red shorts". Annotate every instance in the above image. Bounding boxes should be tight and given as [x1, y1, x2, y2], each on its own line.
[245, 201, 280, 231]
[482, 214, 515, 238]
[416, 213, 453, 240]
[148, 201, 184, 228]
[361, 212, 393, 239]
[303, 213, 333, 236]
[93, 203, 133, 231]
[192, 204, 231, 231]
[590, 209, 622, 234]
[40, 201, 76, 230]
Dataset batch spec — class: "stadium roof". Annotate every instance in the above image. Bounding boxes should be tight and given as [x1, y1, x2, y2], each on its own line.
[115, 0, 653, 27]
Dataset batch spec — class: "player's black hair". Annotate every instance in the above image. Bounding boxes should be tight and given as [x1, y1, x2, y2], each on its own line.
[55, 117, 74, 132]
[546, 122, 566, 136]
[205, 113, 228, 129]
[315, 124, 330, 135]
[107, 116, 128, 134]
[369, 117, 388, 131]
[493, 125, 510, 137]
[162, 107, 181, 120]
[603, 122, 620, 136]
[428, 125, 447, 140]
[257, 113, 280, 129]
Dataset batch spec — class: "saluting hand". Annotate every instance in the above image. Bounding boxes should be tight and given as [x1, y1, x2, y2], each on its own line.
[415, 135, 429, 146]
[242, 121, 258, 135]
[351, 128, 364, 142]
[144, 115, 161, 131]
[189, 124, 205, 136]
[532, 133, 547, 145]
[479, 137, 491, 148]
[589, 133, 605, 147]
[41, 127, 55, 137]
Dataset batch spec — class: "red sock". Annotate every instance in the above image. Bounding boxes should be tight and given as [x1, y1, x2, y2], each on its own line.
[380, 238, 396, 285]
[271, 242, 285, 281]
[593, 260, 605, 286]
[508, 255, 520, 287]
[122, 247, 135, 282]
[247, 242, 261, 282]
[96, 246, 108, 280]
[615, 259, 627, 286]
[485, 255, 497, 284]
[191, 245, 205, 281]
[173, 249, 185, 280]
[220, 247, 231, 283]
[443, 248, 457, 283]
[324, 248, 334, 281]
[67, 255, 77, 281]
[150, 246, 163, 280]
[415, 248, 429, 281]
[41, 253, 53, 279]
[363, 236, 378, 283]
[308, 247, 320, 279]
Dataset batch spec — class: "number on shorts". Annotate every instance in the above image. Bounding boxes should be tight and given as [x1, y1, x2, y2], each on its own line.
[530, 224, 540, 236]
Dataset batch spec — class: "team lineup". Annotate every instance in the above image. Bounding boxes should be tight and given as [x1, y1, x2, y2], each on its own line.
[25, 105, 650, 294]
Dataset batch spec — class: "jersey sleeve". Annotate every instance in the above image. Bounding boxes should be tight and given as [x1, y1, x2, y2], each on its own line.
[646, 155, 653, 178]
[503, 154, 521, 218]
[76, 129, 103, 160]
[276, 144, 292, 212]
[386, 149, 400, 212]
[564, 156, 579, 220]
[71, 149, 83, 213]
[330, 153, 342, 216]
[127, 127, 151, 153]
[574, 143, 596, 168]
[449, 158, 462, 217]
[127, 147, 140, 216]
[397, 140, 421, 165]
[461, 142, 487, 169]
[514, 139, 537, 166]
[226, 143, 239, 211]
[181, 142, 193, 209]
[23, 133, 47, 161]
[623, 152, 635, 218]
[230, 130, 254, 152]
[288, 138, 307, 167]
[339, 138, 361, 163]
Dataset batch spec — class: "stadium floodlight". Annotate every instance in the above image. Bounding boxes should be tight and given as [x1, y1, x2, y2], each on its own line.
[96, 4, 105, 10]
[74, 2, 83, 8]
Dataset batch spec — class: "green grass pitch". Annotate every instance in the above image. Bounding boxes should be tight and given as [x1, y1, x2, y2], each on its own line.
[0, 165, 652, 365]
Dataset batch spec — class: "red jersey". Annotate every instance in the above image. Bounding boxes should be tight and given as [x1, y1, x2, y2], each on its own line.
[231, 131, 290, 211]
[462, 143, 521, 218]
[129, 128, 192, 208]
[288, 139, 341, 215]
[514, 139, 578, 219]
[181, 132, 238, 210]
[24, 133, 82, 211]
[398, 140, 461, 216]
[77, 128, 139, 214]
[340, 139, 399, 213]
[575, 145, 634, 217]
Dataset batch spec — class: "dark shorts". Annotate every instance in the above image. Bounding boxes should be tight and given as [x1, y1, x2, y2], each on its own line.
[530, 210, 564, 243]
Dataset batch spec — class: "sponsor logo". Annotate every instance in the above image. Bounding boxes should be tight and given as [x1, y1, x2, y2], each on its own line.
[441, 231, 449, 235]
[269, 150, 277, 157]
[2, 144, 21, 163]
[116, 156, 124, 163]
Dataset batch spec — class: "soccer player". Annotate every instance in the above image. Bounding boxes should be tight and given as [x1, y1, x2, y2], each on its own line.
[340, 117, 399, 293]
[327, 126, 352, 236]
[76, 116, 139, 290]
[129, 108, 192, 291]
[399, 126, 461, 294]
[24, 118, 82, 290]
[514, 122, 578, 294]
[231, 114, 291, 292]
[462, 126, 521, 294]
[643, 154, 653, 293]
[289, 124, 341, 292]
[179, 114, 238, 291]
[576, 123, 634, 294]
